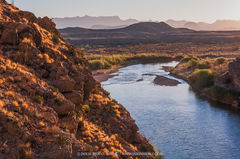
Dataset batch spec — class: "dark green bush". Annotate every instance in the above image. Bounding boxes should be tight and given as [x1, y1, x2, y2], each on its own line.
[189, 69, 215, 89]
[216, 58, 226, 64]
[82, 105, 90, 113]
[54, 98, 62, 106]
[188, 59, 199, 68]
[31, 95, 44, 105]
[52, 34, 60, 44]
[78, 121, 85, 131]
[208, 86, 238, 104]
[68, 46, 76, 56]
[0, 22, 4, 30]
[198, 60, 211, 69]
[56, 135, 67, 145]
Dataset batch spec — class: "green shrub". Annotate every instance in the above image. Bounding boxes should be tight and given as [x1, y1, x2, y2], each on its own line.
[89, 59, 112, 70]
[189, 69, 215, 89]
[188, 59, 199, 68]
[54, 98, 62, 106]
[0, 22, 4, 30]
[56, 135, 67, 145]
[88, 53, 174, 70]
[50, 86, 59, 94]
[216, 58, 226, 64]
[208, 86, 238, 104]
[82, 105, 90, 113]
[52, 34, 60, 44]
[78, 121, 85, 131]
[140, 144, 155, 152]
[68, 46, 76, 56]
[198, 60, 211, 69]
[31, 95, 44, 105]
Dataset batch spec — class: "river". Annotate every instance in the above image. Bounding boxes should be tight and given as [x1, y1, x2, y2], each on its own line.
[101, 61, 240, 159]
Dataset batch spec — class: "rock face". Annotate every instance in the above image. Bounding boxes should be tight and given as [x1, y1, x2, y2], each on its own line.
[229, 58, 240, 91]
[0, 1, 155, 158]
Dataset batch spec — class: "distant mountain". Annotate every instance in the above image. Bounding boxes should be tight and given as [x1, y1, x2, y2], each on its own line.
[53, 15, 139, 29]
[60, 22, 193, 39]
[166, 19, 240, 31]
[91, 25, 128, 29]
[53, 16, 240, 31]
[166, 20, 189, 28]
[59, 21, 240, 45]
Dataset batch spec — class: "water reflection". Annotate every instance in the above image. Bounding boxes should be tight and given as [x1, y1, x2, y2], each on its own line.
[102, 62, 240, 159]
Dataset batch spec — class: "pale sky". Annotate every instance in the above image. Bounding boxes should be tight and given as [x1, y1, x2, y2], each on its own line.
[7, 0, 240, 23]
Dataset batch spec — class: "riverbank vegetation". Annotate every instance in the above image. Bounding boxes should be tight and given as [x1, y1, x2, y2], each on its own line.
[88, 53, 183, 70]
[189, 69, 215, 89]
[171, 55, 240, 106]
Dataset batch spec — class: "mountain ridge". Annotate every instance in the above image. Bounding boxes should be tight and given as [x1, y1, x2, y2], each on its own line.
[53, 16, 240, 31]
[53, 15, 139, 29]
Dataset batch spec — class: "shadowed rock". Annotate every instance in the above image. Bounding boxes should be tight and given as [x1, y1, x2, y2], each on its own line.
[153, 75, 181, 86]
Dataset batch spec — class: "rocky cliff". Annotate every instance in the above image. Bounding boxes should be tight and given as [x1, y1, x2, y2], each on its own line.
[0, 1, 154, 158]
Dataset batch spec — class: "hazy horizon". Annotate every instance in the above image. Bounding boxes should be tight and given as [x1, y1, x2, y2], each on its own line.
[7, 0, 240, 23]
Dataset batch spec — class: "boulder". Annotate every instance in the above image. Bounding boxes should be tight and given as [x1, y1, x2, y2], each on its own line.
[0, 22, 18, 45]
[37, 17, 59, 35]
[52, 100, 75, 115]
[18, 11, 38, 23]
[73, 76, 85, 90]
[52, 77, 76, 93]
[63, 90, 83, 106]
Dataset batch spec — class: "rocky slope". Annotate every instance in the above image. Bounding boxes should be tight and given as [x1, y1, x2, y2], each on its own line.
[0, 1, 155, 158]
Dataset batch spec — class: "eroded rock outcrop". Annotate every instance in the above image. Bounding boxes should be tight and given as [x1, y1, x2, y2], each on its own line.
[0, 1, 155, 158]
[229, 58, 240, 91]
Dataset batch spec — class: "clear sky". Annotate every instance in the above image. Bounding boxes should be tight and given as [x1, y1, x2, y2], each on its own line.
[7, 0, 240, 23]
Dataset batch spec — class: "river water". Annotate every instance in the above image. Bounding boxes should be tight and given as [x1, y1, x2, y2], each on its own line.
[102, 61, 240, 159]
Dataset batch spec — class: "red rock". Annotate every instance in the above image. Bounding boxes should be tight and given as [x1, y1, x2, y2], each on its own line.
[52, 77, 76, 93]
[52, 100, 75, 115]
[63, 90, 83, 106]
[37, 16, 59, 35]
[0, 23, 18, 45]
[229, 58, 240, 91]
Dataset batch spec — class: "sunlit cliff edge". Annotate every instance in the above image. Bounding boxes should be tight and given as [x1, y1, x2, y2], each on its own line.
[0, 1, 155, 158]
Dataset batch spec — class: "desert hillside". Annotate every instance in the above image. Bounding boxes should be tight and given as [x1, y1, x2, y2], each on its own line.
[0, 1, 155, 158]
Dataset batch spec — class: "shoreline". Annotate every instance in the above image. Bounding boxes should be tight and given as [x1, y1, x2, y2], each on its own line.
[170, 72, 240, 110]
[92, 60, 178, 82]
[93, 60, 240, 110]
[92, 66, 121, 82]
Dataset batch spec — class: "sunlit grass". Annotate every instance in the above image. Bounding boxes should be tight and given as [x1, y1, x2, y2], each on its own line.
[88, 53, 180, 70]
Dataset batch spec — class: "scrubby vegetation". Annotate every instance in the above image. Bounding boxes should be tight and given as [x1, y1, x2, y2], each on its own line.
[31, 95, 44, 105]
[216, 57, 226, 64]
[88, 53, 182, 70]
[82, 104, 90, 113]
[81, 42, 240, 56]
[52, 34, 60, 44]
[189, 69, 215, 89]
[172, 53, 240, 107]
[208, 86, 239, 105]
